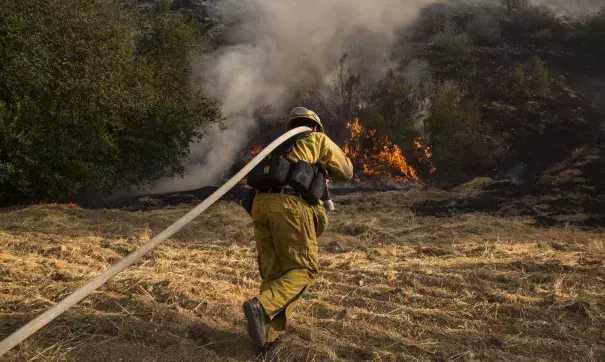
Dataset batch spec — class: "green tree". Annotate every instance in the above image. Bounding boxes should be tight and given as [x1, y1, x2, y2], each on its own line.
[0, 0, 220, 204]
[359, 71, 429, 147]
[426, 82, 497, 182]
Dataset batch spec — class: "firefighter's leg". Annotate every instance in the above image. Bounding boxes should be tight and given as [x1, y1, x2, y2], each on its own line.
[263, 285, 306, 342]
[255, 195, 320, 339]
[250, 194, 283, 346]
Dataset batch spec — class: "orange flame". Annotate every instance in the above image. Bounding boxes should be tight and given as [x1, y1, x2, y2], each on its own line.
[241, 144, 264, 187]
[414, 140, 435, 174]
[344, 118, 419, 183]
[249, 144, 263, 157]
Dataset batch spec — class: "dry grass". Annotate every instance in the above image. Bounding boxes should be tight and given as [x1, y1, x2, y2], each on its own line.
[1, 189, 604, 361]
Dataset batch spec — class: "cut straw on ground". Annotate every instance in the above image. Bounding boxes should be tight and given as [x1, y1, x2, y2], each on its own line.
[1, 189, 604, 361]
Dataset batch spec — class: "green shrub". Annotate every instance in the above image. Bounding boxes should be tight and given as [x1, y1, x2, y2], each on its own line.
[358, 71, 429, 146]
[0, 0, 221, 204]
[434, 31, 475, 59]
[501, 56, 550, 99]
[527, 56, 551, 98]
[502, 63, 529, 98]
[426, 82, 498, 183]
[356, 78, 498, 183]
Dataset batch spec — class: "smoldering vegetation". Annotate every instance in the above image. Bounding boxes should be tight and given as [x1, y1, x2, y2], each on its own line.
[149, 0, 439, 193]
[152, 0, 605, 196]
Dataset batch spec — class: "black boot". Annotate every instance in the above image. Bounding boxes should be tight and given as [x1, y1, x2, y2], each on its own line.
[243, 298, 267, 348]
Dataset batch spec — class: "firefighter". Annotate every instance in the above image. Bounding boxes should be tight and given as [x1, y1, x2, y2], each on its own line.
[243, 107, 353, 353]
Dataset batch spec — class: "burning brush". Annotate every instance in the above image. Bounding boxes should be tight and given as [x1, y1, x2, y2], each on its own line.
[343, 118, 433, 185]
[243, 118, 433, 187]
[248, 144, 263, 157]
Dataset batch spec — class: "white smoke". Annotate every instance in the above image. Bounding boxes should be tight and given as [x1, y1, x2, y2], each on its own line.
[528, 0, 603, 18]
[147, 0, 603, 195]
[147, 0, 437, 194]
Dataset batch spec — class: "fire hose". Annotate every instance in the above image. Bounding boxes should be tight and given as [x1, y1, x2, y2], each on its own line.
[0, 126, 313, 356]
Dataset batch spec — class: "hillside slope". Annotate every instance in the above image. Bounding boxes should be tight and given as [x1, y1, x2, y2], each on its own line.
[1, 189, 604, 361]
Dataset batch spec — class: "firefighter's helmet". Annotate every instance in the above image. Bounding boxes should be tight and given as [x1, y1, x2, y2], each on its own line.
[286, 107, 324, 133]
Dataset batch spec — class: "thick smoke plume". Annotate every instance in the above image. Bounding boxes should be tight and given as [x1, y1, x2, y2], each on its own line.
[149, 0, 436, 194]
[148, 0, 603, 194]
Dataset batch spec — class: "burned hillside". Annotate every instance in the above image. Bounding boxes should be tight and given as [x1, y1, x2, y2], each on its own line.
[224, 2, 605, 192]
[83, 1, 605, 229]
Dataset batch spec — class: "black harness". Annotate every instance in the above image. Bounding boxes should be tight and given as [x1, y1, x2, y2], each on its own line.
[242, 132, 327, 214]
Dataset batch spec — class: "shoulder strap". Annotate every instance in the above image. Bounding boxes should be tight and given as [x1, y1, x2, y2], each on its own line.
[266, 131, 311, 160]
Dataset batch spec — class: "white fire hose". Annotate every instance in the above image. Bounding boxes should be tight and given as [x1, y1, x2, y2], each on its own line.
[0, 126, 312, 356]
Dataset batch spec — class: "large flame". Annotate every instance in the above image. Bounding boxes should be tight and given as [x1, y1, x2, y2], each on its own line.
[344, 118, 419, 183]
[243, 119, 433, 186]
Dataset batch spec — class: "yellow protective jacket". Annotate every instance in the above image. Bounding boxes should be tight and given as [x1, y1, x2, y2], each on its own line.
[287, 132, 353, 182]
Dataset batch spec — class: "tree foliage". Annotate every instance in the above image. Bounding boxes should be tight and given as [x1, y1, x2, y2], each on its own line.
[501, 56, 550, 99]
[314, 58, 498, 183]
[0, 0, 220, 204]
[358, 71, 429, 147]
[426, 82, 498, 182]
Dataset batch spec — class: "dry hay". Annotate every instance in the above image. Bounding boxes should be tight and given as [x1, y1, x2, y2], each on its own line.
[1, 190, 604, 361]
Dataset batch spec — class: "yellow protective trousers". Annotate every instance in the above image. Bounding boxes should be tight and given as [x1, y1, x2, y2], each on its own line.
[251, 193, 328, 343]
